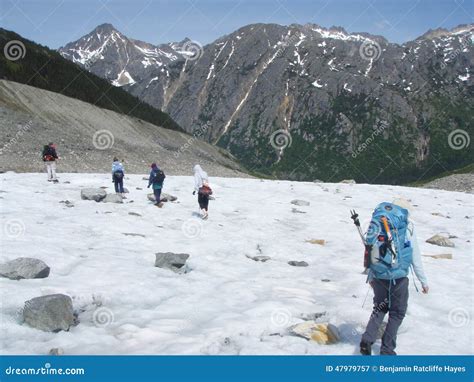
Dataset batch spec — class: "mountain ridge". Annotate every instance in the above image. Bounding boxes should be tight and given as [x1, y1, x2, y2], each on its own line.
[55, 22, 474, 183]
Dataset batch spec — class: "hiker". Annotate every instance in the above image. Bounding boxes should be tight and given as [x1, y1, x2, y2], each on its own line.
[193, 164, 212, 219]
[147, 163, 165, 207]
[112, 157, 125, 198]
[360, 198, 429, 356]
[42, 142, 59, 182]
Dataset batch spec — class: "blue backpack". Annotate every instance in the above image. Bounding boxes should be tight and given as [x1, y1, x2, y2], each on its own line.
[365, 202, 413, 280]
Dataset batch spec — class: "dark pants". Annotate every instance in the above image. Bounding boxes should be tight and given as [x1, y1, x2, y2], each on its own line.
[153, 188, 162, 203]
[198, 193, 209, 211]
[361, 277, 409, 355]
[113, 176, 124, 193]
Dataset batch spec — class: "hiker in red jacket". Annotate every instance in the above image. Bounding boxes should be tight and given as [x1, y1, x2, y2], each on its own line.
[42, 143, 59, 183]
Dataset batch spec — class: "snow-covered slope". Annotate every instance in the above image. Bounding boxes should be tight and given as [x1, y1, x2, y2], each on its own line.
[0, 173, 472, 355]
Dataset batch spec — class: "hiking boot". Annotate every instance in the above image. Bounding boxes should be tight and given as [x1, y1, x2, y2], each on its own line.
[360, 341, 372, 355]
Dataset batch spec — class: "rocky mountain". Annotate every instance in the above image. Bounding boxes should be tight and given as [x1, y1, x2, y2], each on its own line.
[0, 79, 244, 176]
[59, 23, 474, 183]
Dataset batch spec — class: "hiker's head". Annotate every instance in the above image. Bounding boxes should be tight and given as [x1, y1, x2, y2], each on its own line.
[193, 164, 202, 173]
[392, 198, 413, 215]
[113, 157, 118, 162]
[151, 163, 158, 169]
[48, 142, 56, 148]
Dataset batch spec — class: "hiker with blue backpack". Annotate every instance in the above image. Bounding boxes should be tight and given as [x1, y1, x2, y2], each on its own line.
[148, 163, 166, 207]
[112, 157, 125, 198]
[351, 198, 429, 356]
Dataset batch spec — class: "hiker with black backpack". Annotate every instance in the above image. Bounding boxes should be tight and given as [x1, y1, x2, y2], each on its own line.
[193, 164, 212, 220]
[42, 142, 59, 183]
[147, 163, 165, 207]
[112, 157, 125, 198]
[353, 198, 428, 356]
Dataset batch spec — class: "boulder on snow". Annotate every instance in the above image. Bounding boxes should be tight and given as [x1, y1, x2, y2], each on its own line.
[246, 255, 271, 262]
[291, 199, 310, 206]
[306, 239, 326, 246]
[155, 252, 190, 273]
[288, 261, 308, 267]
[102, 194, 123, 203]
[426, 234, 455, 247]
[0, 257, 50, 280]
[423, 253, 453, 260]
[81, 188, 106, 202]
[49, 347, 64, 356]
[161, 193, 178, 202]
[23, 294, 74, 332]
[340, 179, 356, 184]
[289, 321, 340, 345]
[148, 193, 177, 202]
[291, 208, 307, 214]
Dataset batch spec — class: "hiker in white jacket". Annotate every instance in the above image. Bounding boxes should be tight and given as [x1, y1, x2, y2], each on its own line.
[193, 164, 211, 219]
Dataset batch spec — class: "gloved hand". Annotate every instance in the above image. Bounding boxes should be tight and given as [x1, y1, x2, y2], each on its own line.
[147, 185, 151, 188]
[193, 191, 196, 195]
[422, 285, 429, 294]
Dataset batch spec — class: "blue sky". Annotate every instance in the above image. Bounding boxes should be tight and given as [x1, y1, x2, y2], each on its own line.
[1, 0, 472, 48]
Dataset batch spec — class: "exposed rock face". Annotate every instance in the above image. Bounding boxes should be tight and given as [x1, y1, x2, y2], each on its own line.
[291, 199, 310, 206]
[0, 257, 50, 280]
[60, 23, 473, 183]
[288, 261, 309, 267]
[23, 294, 74, 332]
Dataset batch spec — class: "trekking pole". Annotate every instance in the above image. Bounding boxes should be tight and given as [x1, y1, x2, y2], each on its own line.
[350, 210, 366, 245]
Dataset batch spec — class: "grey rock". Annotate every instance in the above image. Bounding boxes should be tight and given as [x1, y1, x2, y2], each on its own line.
[102, 193, 123, 203]
[340, 179, 356, 184]
[81, 188, 106, 202]
[291, 199, 310, 206]
[161, 193, 178, 202]
[128, 212, 142, 217]
[49, 347, 64, 355]
[246, 255, 271, 262]
[288, 261, 309, 267]
[0, 257, 50, 280]
[291, 208, 307, 214]
[154, 252, 190, 272]
[300, 312, 326, 321]
[426, 234, 455, 247]
[23, 294, 74, 332]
